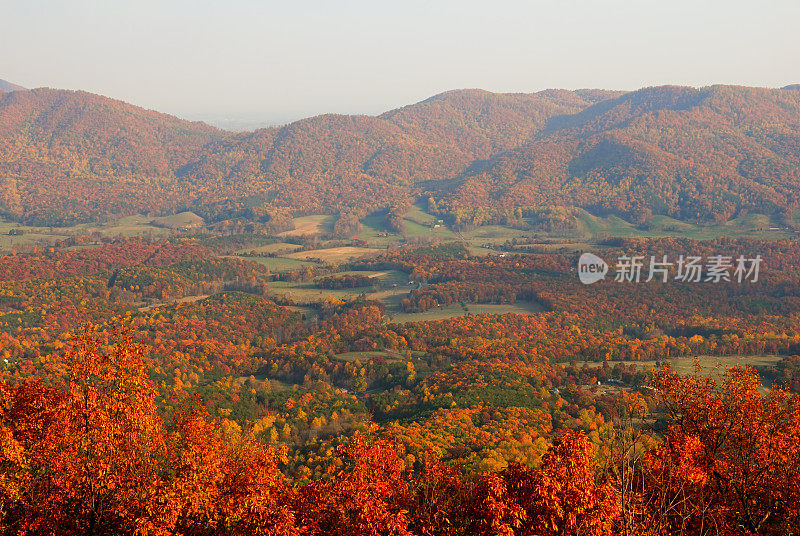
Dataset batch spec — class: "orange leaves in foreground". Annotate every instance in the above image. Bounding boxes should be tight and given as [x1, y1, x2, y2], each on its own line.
[0, 330, 298, 536]
[5, 329, 800, 535]
[1, 331, 164, 535]
[151, 406, 298, 536]
[473, 431, 618, 536]
[645, 365, 800, 535]
[298, 434, 413, 536]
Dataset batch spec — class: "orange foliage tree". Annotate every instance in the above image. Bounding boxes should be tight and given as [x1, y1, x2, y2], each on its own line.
[297, 434, 413, 536]
[0, 328, 299, 536]
[646, 365, 800, 535]
[470, 430, 618, 536]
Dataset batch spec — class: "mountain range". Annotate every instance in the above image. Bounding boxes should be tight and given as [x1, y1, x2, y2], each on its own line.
[1, 81, 799, 227]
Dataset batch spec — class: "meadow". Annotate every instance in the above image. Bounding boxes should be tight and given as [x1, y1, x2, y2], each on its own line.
[1, 204, 796, 328]
[578, 354, 785, 382]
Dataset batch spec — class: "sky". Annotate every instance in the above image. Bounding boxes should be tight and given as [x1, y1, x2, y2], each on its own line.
[1, 0, 799, 128]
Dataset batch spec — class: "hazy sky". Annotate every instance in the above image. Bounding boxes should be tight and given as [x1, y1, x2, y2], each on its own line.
[2, 0, 798, 127]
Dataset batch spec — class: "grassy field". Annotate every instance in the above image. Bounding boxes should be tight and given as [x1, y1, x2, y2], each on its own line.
[337, 269, 408, 283]
[403, 204, 439, 227]
[665, 355, 783, 378]
[279, 215, 336, 237]
[150, 211, 204, 229]
[333, 350, 406, 363]
[577, 354, 784, 382]
[571, 209, 795, 241]
[268, 281, 375, 303]
[467, 245, 498, 256]
[354, 212, 401, 247]
[573, 210, 642, 239]
[237, 255, 319, 272]
[362, 206, 796, 248]
[93, 215, 172, 237]
[4, 200, 794, 255]
[459, 225, 530, 247]
[267, 270, 409, 304]
[286, 246, 382, 263]
[355, 206, 797, 254]
[235, 242, 302, 255]
[389, 301, 546, 323]
[403, 204, 459, 242]
[0, 213, 178, 250]
[0, 226, 66, 249]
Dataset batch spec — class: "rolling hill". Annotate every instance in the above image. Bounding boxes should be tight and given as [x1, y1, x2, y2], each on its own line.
[0, 88, 224, 224]
[0, 84, 798, 227]
[450, 85, 800, 224]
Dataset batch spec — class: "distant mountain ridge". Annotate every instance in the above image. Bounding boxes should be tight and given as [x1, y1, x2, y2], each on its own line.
[0, 79, 26, 92]
[0, 83, 798, 227]
[453, 85, 800, 223]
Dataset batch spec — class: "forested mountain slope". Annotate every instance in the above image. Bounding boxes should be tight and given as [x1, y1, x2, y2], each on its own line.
[451, 85, 800, 224]
[1, 84, 798, 226]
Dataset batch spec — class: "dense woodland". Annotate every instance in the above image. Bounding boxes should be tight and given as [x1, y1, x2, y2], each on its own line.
[2, 82, 800, 535]
[1, 85, 800, 227]
[0, 235, 799, 534]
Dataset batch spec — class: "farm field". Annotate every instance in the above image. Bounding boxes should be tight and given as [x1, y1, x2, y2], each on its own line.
[91, 215, 173, 237]
[332, 350, 406, 363]
[389, 301, 546, 323]
[353, 212, 403, 247]
[403, 204, 459, 242]
[0, 203, 794, 255]
[285, 246, 382, 263]
[268, 281, 375, 303]
[666, 354, 784, 378]
[572, 209, 795, 241]
[578, 354, 784, 379]
[267, 270, 410, 305]
[235, 255, 319, 272]
[150, 211, 205, 229]
[458, 224, 530, 247]
[235, 242, 303, 255]
[278, 215, 336, 237]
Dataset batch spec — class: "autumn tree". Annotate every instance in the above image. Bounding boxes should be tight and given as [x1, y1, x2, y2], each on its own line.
[1, 328, 301, 536]
[409, 454, 471, 536]
[297, 434, 413, 536]
[153, 403, 300, 536]
[469, 430, 618, 536]
[650, 365, 800, 535]
[0, 328, 164, 535]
